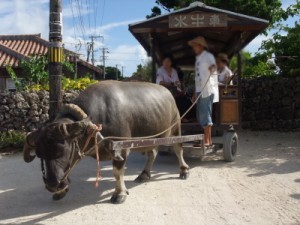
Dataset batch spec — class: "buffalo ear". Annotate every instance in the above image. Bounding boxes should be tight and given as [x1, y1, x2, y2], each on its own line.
[59, 118, 91, 139]
[23, 130, 39, 163]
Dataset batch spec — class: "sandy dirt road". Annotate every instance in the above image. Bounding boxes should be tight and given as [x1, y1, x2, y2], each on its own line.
[0, 130, 300, 225]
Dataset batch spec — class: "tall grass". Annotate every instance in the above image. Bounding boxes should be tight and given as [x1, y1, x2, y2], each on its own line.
[0, 131, 26, 150]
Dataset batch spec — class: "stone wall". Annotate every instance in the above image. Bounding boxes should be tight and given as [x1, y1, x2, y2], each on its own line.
[0, 91, 79, 131]
[241, 75, 300, 131]
[1, 75, 300, 132]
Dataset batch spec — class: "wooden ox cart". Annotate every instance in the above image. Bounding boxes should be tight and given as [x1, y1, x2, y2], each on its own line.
[110, 2, 269, 161]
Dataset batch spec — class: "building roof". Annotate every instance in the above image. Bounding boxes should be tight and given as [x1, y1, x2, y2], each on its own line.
[129, 1, 269, 69]
[0, 34, 102, 74]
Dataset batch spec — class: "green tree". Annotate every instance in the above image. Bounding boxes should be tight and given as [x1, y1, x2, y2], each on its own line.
[19, 55, 49, 85]
[230, 51, 252, 73]
[229, 51, 276, 77]
[131, 61, 152, 82]
[98, 65, 122, 80]
[6, 54, 74, 89]
[259, 22, 300, 76]
[148, 0, 283, 25]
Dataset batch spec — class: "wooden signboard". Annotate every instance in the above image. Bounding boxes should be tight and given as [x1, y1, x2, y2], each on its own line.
[169, 13, 228, 28]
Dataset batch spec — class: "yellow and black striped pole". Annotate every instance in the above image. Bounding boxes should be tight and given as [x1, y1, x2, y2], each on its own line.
[49, 0, 63, 121]
[49, 47, 63, 63]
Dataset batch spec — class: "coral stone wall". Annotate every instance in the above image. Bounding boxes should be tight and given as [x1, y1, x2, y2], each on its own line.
[241, 76, 300, 131]
[1, 75, 300, 132]
[0, 91, 79, 131]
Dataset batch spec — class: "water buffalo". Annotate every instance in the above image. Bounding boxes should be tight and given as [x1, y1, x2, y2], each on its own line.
[23, 80, 189, 203]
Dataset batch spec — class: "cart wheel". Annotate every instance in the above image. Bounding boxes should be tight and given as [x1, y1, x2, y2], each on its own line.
[223, 131, 238, 162]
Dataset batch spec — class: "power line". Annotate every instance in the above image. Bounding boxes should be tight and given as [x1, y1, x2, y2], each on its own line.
[74, 0, 87, 40]
[93, 0, 99, 31]
[69, 0, 77, 39]
[100, 0, 106, 26]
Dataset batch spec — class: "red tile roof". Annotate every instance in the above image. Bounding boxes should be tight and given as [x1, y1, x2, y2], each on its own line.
[0, 34, 49, 67]
[0, 34, 102, 74]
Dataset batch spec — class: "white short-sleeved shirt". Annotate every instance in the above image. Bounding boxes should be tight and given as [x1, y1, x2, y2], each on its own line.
[218, 66, 233, 85]
[195, 50, 218, 102]
[156, 67, 179, 85]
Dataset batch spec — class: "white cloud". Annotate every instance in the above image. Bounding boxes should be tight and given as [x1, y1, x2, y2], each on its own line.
[0, 1, 146, 76]
[101, 44, 149, 77]
[100, 19, 140, 32]
[0, 0, 48, 37]
[62, 19, 145, 76]
[63, 0, 93, 18]
[69, 19, 141, 39]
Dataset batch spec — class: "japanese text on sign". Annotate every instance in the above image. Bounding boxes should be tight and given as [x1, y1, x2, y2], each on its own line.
[169, 13, 228, 28]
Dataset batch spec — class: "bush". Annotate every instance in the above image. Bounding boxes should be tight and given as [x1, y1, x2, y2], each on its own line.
[0, 131, 26, 150]
[62, 77, 98, 91]
[25, 77, 98, 91]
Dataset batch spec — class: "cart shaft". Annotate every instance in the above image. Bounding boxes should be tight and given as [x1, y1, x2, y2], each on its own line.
[112, 134, 204, 151]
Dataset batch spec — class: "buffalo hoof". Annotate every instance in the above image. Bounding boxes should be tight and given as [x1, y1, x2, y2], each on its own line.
[52, 188, 69, 201]
[110, 193, 127, 204]
[134, 172, 150, 183]
[179, 171, 189, 180]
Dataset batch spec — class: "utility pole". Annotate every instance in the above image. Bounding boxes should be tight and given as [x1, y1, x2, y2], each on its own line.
[74, 40, 82, 79]
[121, 66, 125, 78]
[49, 0, 63, 121]
[115, 64, 120, 80]
[101, 47, 109, 79]
[88, 35, 103, 65]
[86, 43, 92, 63]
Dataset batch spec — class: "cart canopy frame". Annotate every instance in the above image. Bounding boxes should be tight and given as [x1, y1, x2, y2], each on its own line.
[129, 1, 269, 77]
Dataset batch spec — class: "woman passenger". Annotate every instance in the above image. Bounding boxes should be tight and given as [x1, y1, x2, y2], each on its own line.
[156, 57, 181, 89]
[156, 57, 189, 122]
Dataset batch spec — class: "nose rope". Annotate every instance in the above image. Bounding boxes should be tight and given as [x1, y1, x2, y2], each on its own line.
[86, 124, 103, 188]
[58, 124, 103, 189]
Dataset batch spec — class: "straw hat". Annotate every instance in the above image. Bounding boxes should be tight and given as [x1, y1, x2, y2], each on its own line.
[188, 36, 208, 49]
[217, 53, 229, 63]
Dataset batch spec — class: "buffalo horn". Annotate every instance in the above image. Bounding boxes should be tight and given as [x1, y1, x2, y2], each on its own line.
[60, 119, 91, 139]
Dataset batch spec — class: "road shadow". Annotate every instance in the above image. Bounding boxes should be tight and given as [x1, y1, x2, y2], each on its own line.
[290, 194, 300, 200]
[1, 130, 300, 224]
[193, 131, 300, 177]
[0, 152, 192, 224]
[0, 156, 115, 224]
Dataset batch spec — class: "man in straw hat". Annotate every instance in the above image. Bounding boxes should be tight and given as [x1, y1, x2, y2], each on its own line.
[216, 53, 233, 85]
[189, 36, 218, 148]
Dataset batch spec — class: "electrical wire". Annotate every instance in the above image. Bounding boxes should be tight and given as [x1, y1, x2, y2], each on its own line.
[75, 0, 87, 41]
[100, 0, 106, 26]
[93, 0, 98, 32]
[69, 0, 78, 40]
[86, 0, 91, 34]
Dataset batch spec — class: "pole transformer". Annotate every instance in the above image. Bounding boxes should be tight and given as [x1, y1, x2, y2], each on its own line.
[49, 0, 63, 121]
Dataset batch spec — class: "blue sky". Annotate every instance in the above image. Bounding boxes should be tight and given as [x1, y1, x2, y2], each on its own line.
[0, 0, 298, 76]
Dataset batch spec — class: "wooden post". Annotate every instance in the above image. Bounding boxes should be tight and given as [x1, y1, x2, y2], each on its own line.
[49, 0, 63, 121]
[150, 34, 156, 83]
[237, 51, 242, 128]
